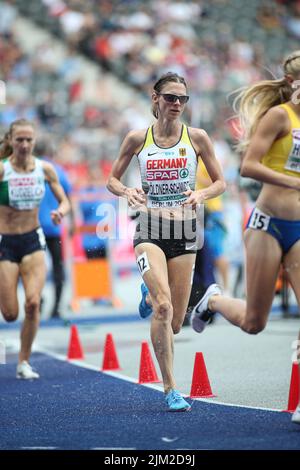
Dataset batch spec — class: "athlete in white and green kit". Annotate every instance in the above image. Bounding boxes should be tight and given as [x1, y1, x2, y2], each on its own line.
[0, 119, 70, 379]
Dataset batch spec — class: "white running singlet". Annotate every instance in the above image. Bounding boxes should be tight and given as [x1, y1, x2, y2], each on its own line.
[137, 124, 198, 209]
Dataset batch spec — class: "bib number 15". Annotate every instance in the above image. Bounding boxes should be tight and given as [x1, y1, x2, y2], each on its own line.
[248, 208, 270, 231]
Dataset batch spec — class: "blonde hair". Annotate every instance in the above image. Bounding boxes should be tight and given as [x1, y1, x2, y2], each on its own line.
[0, 119, 34, 159]
[234, 51, 300, 153]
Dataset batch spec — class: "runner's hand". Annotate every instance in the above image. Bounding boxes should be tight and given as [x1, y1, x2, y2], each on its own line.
[51, 210, 63, 225]
[124, 188, 146, 208]
[183, 189, 205, 208]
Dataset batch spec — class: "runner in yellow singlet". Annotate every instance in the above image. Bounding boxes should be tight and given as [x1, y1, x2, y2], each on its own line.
[190, 51, 300, 425]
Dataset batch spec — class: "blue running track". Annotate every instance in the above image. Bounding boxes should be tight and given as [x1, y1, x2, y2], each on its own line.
[0, 353, 299, 450]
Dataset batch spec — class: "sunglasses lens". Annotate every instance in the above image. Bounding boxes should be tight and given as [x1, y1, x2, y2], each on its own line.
[163, 94, 177, 102]
[162, 94, 189, 104]
[180, 96, 189, 104]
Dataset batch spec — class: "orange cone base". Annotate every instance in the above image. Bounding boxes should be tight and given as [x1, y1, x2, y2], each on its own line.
[139, 377, 161, 384]
[102, 364, 121, 371]
[190, 392, 217, 399]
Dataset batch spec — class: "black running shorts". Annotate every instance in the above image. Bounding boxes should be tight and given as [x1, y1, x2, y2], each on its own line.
[133, 212, 197, 259]
[0, 227, 46, 263]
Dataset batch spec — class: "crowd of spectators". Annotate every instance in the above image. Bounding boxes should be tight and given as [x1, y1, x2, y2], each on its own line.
[1, 0, 299, 296]
[0, 0, 149, 182]
[1, 0, 299, 173]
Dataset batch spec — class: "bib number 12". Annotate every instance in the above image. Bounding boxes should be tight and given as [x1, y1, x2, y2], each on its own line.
[136, 252, 150, 277]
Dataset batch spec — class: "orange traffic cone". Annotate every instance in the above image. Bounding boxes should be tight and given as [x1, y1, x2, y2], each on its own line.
[283, 362, 299, 412]
[67, 325, 84, 360]
[190, 352, 216, 398]
[138, 341, 160, 384]
[102, 333, 121, 371]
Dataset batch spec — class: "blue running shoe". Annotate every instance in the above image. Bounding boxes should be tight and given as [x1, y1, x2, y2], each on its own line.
[138, 283, 153, 319]
[165, 389, 191, 412]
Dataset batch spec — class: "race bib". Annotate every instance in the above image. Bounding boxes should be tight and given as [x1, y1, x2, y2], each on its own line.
[248, 207, 270, 231]
[136, 251, 150, 277]
[284, 129, 300, 173]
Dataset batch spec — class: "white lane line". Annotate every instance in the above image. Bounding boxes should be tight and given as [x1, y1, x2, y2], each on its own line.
[36, 347, 282, 413]
[91, 448, 136, 450]
[162, 437, 179, 443]
[189, 397, 281, 413]
[21, 447, 57, 449]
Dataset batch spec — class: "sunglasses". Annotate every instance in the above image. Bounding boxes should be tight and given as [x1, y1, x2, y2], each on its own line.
[158, 93, 189, 105]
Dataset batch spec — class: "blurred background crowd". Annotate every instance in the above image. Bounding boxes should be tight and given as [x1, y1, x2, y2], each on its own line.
[0, 0, 299, 315]
[1, 0, 299, 167]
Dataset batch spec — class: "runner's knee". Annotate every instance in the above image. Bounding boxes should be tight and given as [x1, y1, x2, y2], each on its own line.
[2, 310, 18, 322]
[241, 317, 266, 335]
[172, 323, 182, 335]
[25, 296, 40, 317]
[172, 315, 185, 334]
[154, 300, 173, 322]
